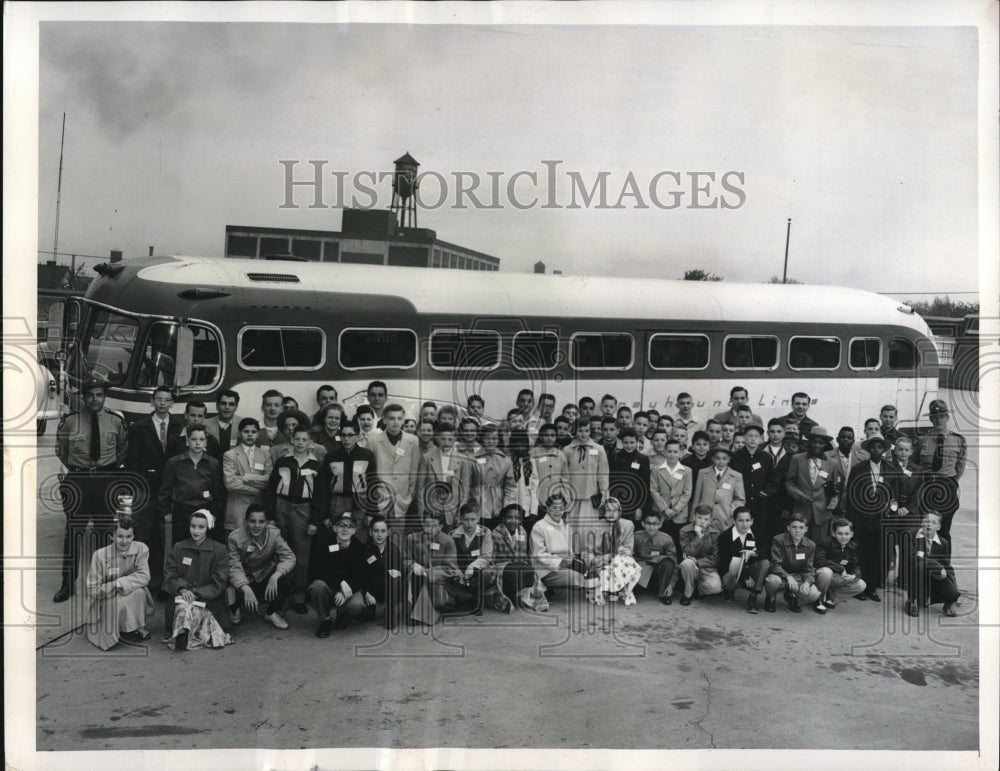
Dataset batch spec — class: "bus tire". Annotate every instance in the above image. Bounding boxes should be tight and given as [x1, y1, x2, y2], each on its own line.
[37, 419, 47, 436]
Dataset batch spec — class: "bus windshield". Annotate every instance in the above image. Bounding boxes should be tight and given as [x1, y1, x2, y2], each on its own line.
[69, 304, 222, 391]
[73, 307, 139, 386]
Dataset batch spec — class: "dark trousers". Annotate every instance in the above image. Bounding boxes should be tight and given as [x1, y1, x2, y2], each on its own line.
[368, 576, 405, 628]
[645, 558, 677, 598]
[58, 471, 117, 585]
[307, 580, 366, 626]
[240, 573, 294, 614]
[917, 476, 960, 540]
[661, 521, 683, 556]
[133, 505, 165, 591]
[500, 560, 535, 600]
[855, 519, 883, 591]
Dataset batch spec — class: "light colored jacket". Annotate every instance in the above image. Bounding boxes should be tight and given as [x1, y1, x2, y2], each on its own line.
[222, 445, 273, 531]
[227, 522, 296, 589]
[369, 431, 420, 519]
[692, 467, 746, 531]
[649, 455, 693, 523]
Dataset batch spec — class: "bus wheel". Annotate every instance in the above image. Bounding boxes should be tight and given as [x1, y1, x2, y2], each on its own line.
[37, 419, 47, 436]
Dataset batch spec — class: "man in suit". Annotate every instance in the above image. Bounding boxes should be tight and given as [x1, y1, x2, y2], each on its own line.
[414, 419, 476, 529]
[222, 417, 273, 536]
[126, 385, 182, 598]
[826, 426, 869, 514]
[369, 404, 421, 537]
[901, 511, 961, 618]
[785, 426, 843, 544]
[779, 391, 819, 438]
[692, 446, 746, 533]
[844, 435, 897, 602]
[205, 389, 242, 461]
[712, 386, 763, 428]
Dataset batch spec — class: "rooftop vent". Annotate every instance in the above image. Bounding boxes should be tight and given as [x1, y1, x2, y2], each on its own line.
[246, 272, 300, 283]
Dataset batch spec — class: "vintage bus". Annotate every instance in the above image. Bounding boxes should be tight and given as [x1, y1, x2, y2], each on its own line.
[54, 254, 939, 431]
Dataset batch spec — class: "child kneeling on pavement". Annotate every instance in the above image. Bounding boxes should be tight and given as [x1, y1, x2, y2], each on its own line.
[716, 506, 769, 614]
[764, 514, 821, 613]
[814, 518, 866, 613]
[678, 505, 723, 606]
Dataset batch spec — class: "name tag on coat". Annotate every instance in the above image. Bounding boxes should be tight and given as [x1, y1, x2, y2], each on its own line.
[818, 470, 829, 479]
[903, 468, 912, 477]
[182, 557, 193, 565]
[672, 473, 683, 480]
[631, 462, 640, 470]
[430, 542, 441, 551]
[366, 555, 377, 564]
[651, 551, 660, 557]
[751, 462, 761, 471]
[329, 544, 340, 552]
[471, 549, 480, 557]
[840, 560, 849, 565]
[795, 553, 805, 560]
[722, 482, 731, 490]
[395, 447, 405, 457]
[477, 458, 487, 465]
[253, 462, 265, 471]
[588, 448, 598, 456]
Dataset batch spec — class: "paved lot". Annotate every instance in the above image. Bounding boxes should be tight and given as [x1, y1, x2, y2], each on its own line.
[30, 391, 984, 754]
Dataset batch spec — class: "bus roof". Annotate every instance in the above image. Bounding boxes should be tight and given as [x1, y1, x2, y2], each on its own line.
[129, 255, 928, 332]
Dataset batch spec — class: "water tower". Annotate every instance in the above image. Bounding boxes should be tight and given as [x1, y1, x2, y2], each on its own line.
[390, 152, 420, 228]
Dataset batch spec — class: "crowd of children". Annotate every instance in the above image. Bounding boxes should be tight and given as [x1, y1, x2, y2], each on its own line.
[59, 380, 966, 649]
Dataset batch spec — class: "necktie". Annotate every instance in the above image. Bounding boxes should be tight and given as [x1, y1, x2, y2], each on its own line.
[576, 445, 587, 464]
[159, 419, 167, 449]
[809, 458, 818, 484]
[931, 434, 944, 472]
[89, 412, 101, 462]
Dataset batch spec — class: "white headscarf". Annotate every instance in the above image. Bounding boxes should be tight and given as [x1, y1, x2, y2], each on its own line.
[192, 508, 216, 531]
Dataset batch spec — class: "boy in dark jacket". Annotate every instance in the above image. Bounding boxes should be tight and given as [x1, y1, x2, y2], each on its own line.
[814, 518, 867, 613]
[307, 511, 367, 637]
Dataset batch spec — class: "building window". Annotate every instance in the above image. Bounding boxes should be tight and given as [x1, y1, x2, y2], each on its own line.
[227, 235, 258, 257]
[849, 337, 882, 370]
[569, 332, 634, 370]
[648, 333, 710, 370]
[292, 239, 322, 261]
[788, 336, 841, 370]
[339, 328, 418, 370]
[723, 335, 779, 370]
[260, 237, 290, 256]
[429, 330, 501, 370]
[888, 337, 919, 370]
[238, 327, 325, 370]
[512, 331, 560, 370]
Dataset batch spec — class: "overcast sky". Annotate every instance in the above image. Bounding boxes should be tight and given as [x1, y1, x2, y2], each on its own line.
[36, 21, 979, 295]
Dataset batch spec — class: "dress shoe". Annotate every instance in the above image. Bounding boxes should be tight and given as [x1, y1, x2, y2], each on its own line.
[942, 602, 957, 617]
[746, 594, 759, 614]
[825, 597, 837, 609]
[53, 585, 74, 603]
[867, 590, 882, 602]
[764, 596, 776, 613]
[813, 601, 827, 615]
[315, 619, 332, 638]
[472, 606, 484, 616]
[679, 595, 692, 606]
[230, 607, 243, 625]
[788, 595, 801, 613]
[854, 592, 869, 601]
[173, 631, 188, 651]
[904, 600, 919, 617]
[660, 596, 673, 605]
[266, 612, 289, 630]
[723, 589, 735, 602]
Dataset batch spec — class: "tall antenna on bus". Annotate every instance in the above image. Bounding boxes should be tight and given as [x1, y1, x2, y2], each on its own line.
[53, 112, 66, 259]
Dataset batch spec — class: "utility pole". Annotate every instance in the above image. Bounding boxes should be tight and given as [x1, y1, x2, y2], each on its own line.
[53, 112, 66, 261]
[782, 217, 792, 284]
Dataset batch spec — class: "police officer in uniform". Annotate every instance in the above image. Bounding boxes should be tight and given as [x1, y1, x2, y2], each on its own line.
[54, 378, 129, 602]
[915, 399, 967, 540]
